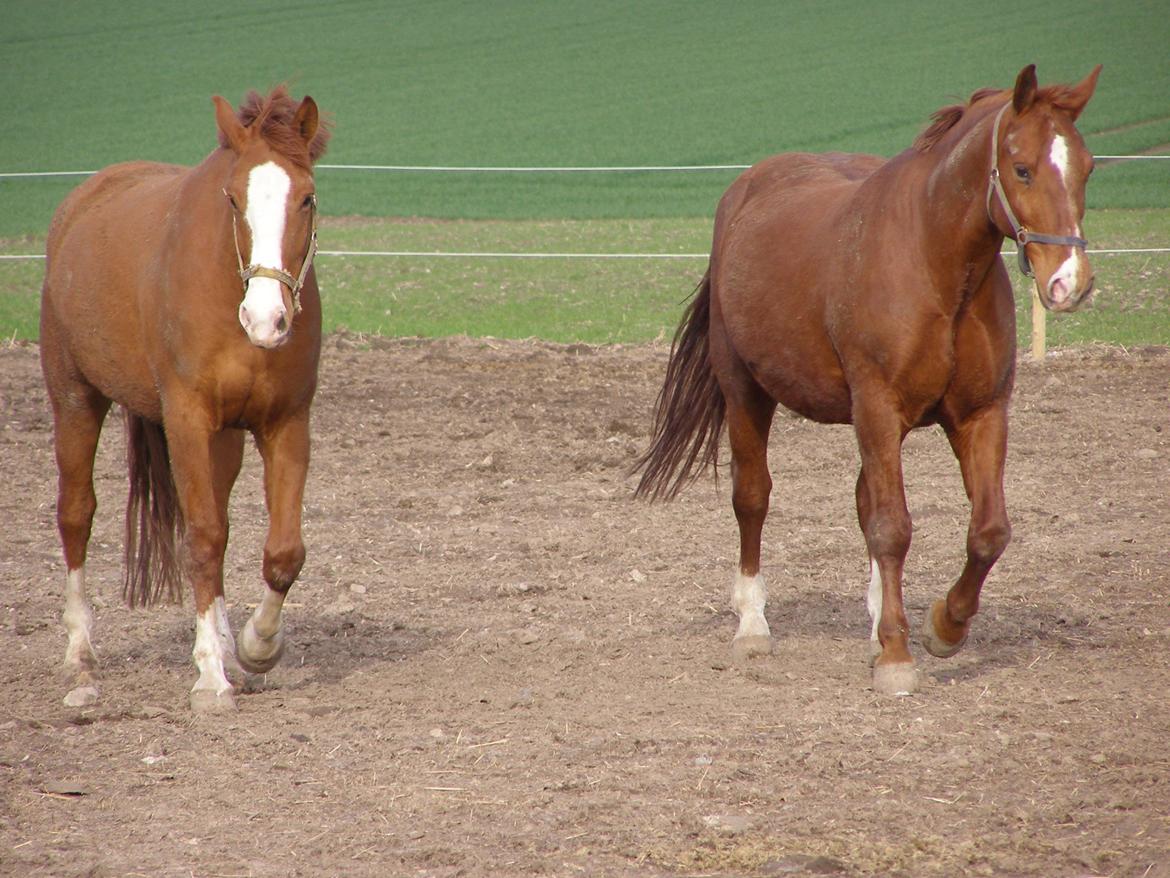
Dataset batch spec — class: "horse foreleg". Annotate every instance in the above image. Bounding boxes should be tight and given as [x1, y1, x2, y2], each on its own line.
[853, 396, 917, 695]
[167, 415, 237, 712]
[923, 406, 1011, 657]
[238, 413, 309, 674]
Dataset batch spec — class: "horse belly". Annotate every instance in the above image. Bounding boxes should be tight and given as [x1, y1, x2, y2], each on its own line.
[715, 208, 853, 424]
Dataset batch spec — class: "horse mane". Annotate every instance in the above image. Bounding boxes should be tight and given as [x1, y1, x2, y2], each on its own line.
[220, 85, 332, 167]
[913, 80, 1088, 153]
[913, 87, 1002, 151]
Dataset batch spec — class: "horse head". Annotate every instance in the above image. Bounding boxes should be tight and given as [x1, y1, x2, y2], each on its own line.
[214, 91, 323, 349]
[988, 64, 1101, 312]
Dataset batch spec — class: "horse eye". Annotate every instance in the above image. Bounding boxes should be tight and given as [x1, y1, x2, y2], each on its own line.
[223, 189, 240, 211]
[1014, 164, 1032, 183]
[301, 194, 316, 210]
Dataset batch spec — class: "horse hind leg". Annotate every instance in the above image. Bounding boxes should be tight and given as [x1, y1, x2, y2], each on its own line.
[46, 377, 111, 706]
[723, 375, 778, 661]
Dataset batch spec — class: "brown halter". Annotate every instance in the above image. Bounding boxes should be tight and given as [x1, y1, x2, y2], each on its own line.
[226, 191, 318, 314]
[986, 103, 1087, 278]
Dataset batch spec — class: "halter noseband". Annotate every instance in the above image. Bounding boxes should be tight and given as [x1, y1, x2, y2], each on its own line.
[986, 103, 1086, 278]
[226, 191, 318, 314]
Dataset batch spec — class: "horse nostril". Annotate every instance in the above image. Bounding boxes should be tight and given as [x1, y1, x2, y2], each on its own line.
[275, 314, 288, 334]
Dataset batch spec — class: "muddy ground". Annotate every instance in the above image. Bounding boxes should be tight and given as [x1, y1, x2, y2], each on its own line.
[1, 336, 1168, 878]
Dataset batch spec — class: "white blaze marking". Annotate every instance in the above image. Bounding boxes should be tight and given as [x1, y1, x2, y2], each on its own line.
[732, 571, 771, 640]
[1041, 133, 1087, 304]
[867, 558, 882, 643]
[239, 161, 291, 343]
[1049, 134, 1070, 185]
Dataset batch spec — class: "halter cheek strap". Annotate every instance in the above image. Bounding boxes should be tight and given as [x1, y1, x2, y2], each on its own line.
[227, 192, 318, 314]
[986, 103, 1087, 278]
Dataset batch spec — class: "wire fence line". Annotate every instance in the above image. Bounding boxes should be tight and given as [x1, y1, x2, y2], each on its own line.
[3, 158, 1165, 260]
[1, 154, 1168, 178]
[5, 246, 1169, 262]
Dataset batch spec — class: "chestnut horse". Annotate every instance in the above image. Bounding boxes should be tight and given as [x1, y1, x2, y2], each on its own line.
[40, 87, 330, 712]
[636, 65, 1101, 695]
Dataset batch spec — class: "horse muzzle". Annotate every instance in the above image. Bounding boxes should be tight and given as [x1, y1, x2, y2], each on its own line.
[1032, 243, 1094, 313]
[239, 278, 292, 348]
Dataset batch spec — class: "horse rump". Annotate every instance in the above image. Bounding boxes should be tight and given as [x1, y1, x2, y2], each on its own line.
[123, 411, 184, 606]
[633, 270, 726, 501]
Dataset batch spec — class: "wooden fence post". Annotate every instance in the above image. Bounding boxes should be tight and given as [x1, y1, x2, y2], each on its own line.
[1031, 281, 1046, 362]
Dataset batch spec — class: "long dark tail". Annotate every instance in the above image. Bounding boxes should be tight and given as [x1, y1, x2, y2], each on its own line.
[633, 270, 726, 501]
[124, 411, 184, 607]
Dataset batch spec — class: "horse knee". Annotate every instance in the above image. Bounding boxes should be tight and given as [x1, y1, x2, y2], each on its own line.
[969, 518, 1011, 565]
[184, 527, 227, 582]
[263, 541, 305, 592]
[866, 509, 911, 562]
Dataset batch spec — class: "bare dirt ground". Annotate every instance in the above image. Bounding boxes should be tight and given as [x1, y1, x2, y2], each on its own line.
[1, 335, 1168, 878]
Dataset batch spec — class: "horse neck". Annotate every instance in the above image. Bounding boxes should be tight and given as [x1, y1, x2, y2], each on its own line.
[915, 100, 1008, 279]
[179, 150, 243, 297]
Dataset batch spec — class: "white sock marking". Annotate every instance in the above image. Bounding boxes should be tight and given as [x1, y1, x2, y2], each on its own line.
[867, 558, 882, 643]
[62, 567, 97, 671]
[192, 605, 233, 696]
[732, 571, 771, 640]
[250, 589, 287, 641]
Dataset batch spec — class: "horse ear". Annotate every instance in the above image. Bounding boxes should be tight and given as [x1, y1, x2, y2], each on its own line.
[1012, 64, 1038, 114]
[213, 96, 247, 153]
[1065, 64, 1103, 120]
[293, 96, 319, 146]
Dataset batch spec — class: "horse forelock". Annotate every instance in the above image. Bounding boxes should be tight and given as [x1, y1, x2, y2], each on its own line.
[218, 85, 332, 167]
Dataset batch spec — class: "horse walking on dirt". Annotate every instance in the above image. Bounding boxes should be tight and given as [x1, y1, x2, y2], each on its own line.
[636, 65, 1101, 695]
[40, 87, 330, 712]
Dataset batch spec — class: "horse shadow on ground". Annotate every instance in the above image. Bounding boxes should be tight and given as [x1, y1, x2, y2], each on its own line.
[683, 582, 1101, 687]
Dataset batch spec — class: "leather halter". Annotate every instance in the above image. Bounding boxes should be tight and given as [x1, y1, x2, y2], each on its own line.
[986, 103, 1086, 278]
[226, 191, 318, 314]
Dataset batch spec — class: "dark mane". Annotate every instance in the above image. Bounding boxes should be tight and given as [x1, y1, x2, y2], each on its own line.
[913, 87, 1003, 152]
[220, 85, 331, 166]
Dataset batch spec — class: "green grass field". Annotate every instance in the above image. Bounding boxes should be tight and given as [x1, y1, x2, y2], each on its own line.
[4, 210, 1167, 348]
[1, 1, 1166, 345]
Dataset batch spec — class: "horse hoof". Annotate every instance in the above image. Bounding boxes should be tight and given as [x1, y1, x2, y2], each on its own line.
[731, 634, 773, 662]
[63, 685, 100, 707]
[236, 618, 285, 674]
[190, 688, 237, 713]
[872, 662, 919, 696]
[920, 599, 968, 658]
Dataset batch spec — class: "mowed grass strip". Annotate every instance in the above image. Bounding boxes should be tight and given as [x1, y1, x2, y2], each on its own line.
[4, 210, 1166, 348]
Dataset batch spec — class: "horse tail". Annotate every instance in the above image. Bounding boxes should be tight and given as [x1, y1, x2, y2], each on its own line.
[123, 412, 184, 607]
[633, 269, 726, 501]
